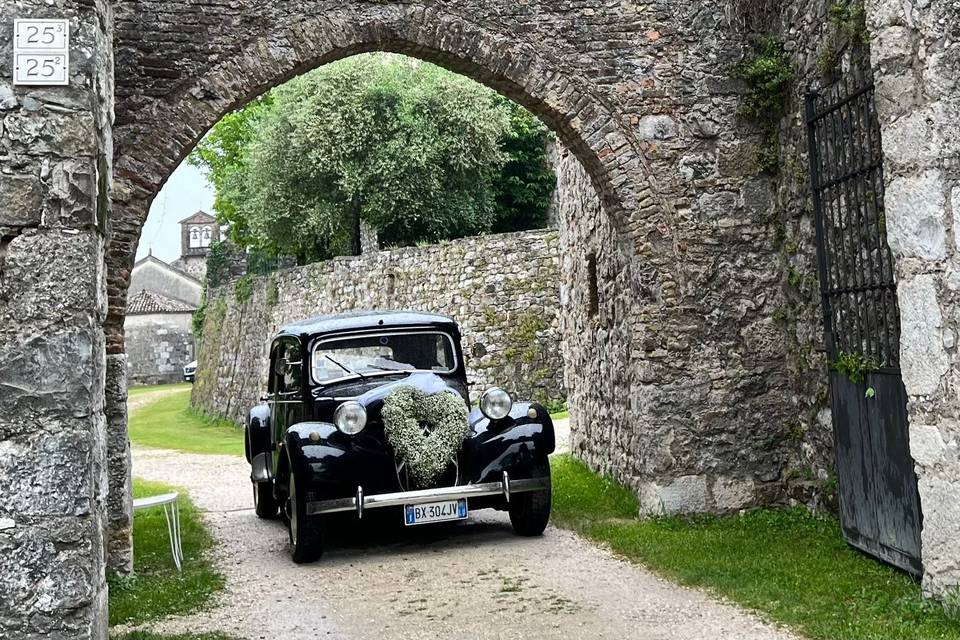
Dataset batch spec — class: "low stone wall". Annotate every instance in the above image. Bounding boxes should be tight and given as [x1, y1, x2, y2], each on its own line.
[192, 229, 564, 425]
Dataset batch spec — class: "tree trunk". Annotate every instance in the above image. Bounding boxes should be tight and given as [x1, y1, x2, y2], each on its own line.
[350, 196, 362, 256]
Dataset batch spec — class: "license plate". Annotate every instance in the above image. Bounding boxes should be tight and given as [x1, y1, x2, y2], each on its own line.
[404, 498, 467, 526]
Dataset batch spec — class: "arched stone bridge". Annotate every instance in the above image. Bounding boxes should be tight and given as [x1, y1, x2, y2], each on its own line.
[0, 0, 957, 637]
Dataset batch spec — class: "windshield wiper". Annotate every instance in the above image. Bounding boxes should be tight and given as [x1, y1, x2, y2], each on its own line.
[365, 362, 415, 372]
[325, 354, 366, 379]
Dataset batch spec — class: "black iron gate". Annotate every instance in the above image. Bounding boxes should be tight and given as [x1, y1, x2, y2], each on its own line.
[805, 78, 923, 575]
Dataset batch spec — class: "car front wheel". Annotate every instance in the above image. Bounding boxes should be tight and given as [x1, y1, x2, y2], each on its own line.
[287, 471, 324, 563]
[253, 480, 278, 519]
[508, 458, 552, 536]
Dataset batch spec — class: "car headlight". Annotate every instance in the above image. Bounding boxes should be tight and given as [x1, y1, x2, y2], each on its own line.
[480, 387, 512, 420]
[334, 401, 367, 435]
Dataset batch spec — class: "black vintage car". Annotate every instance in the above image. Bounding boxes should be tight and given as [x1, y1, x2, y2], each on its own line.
[245, 310, 555, 563]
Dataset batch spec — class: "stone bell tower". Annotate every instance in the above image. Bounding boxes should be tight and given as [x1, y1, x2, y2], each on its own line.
[172, 210, 219, 282]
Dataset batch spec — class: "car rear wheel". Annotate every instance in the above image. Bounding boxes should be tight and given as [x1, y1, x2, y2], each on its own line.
[287, 471, 324, 563]
[508, 458, 552, 536]
[253, 480, 278, 519]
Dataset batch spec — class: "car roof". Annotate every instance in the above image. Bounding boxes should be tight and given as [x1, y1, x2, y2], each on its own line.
[276, 310, 459, 338]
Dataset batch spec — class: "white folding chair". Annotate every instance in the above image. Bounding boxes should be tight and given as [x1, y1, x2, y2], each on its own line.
[132, 492, 184, 571]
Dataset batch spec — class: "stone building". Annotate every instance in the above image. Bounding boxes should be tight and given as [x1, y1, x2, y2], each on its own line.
[124, 289, 196, 385]
[171, 210, 219, 282]
[124, 214, 211, 384]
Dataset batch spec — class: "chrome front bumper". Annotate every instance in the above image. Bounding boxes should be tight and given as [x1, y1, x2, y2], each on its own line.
[305, 472, 550, 518]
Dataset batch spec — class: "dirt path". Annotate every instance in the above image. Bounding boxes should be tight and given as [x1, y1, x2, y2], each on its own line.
[127, 386, 191, 414]
[120, 440, 796, 640]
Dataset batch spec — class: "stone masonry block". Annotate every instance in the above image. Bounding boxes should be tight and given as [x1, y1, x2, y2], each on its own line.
[898, 275, 949, 397]
[638, 475, 710, 516]
[0, 174, 43, 226]
[886, 169, 946, 261]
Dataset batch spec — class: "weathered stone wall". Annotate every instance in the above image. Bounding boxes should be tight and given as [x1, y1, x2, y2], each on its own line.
[171, 254, 208, 283]
[124, 312, 195, 385]
[865, 0, 960, 600]
[192, 230, 565, 426]
[556, 136, 799, 515]
[0, 0, 114, 635]
[766, 0, 874, 497]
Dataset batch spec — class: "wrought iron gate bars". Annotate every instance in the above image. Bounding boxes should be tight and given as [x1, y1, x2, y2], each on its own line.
[805, 78, 901, 371]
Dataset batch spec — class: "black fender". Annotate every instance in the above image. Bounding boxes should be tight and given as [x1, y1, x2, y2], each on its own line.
[284, 422, 400, 498]
[284, 422, 341, 483]
[246, 404, 272, 481]
[463, 401, 555, 484]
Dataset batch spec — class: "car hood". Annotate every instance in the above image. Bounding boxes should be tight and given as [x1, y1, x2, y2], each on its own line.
[316, 372, 466, 405]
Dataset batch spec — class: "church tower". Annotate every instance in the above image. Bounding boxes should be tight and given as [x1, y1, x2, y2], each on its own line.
[172, 211, 219, 282]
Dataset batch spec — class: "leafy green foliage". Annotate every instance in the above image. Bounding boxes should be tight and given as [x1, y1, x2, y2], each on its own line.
[126, 388, 244, 455]
[191, 292, 207, 337]
[832, 350, 881, 384]
[188, 96, 273, 248]
[830, 1, 870, 44]
[108, 479, 224, 626]
[736, 38, 793, 120]
[490, 98, 557, 233]
[233, 274, 253, 304]
[189, 54, 555, 264]
[550, 455, 960, 640]
[736, 38, 793, 173]
[203, 240, 233, 289]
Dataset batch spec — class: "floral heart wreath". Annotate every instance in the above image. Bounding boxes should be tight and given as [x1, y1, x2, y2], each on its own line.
[381, 385, 470, 487]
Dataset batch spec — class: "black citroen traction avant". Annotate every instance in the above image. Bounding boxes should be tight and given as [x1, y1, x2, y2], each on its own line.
[245, 310, 555, 563]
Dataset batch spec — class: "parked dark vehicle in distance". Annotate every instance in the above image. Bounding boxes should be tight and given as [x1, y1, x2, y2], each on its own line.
[245, 310, 555, 563]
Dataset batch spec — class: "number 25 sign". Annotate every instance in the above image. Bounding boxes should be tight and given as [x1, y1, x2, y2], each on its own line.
[13, 19, 70, 86]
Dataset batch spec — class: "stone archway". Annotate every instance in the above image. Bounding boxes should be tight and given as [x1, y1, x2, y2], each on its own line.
[102, 2, 680, 572]
[3, 1, 958, 637]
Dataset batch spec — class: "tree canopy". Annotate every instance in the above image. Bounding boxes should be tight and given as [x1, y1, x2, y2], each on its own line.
[189, 54, 555, 264]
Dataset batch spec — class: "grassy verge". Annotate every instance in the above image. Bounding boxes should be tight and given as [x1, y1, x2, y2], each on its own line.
[549, 410, 569, 421]
[129, 383, 193, 398]
[129, 392, 244, 456]
[550, 455, 960, 640]
[108, 479, 225, 626]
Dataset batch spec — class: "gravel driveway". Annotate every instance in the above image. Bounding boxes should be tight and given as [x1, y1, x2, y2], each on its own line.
[119, 406, 793, 640]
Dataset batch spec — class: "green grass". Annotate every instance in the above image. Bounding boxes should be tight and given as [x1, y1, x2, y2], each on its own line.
[128, 383, 192, 398]
[128, 392, 244, 456]
[549, 410, 569, 421]
[550, 455, 960, 640]
[108, 479, 225, 626]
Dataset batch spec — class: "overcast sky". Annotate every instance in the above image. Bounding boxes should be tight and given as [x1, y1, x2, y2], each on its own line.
[135, 161, 217, 263]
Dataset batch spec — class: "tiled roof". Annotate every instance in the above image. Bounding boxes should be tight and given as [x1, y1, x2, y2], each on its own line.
[178, 210, 217, 224]
[127, 289, 196, 314]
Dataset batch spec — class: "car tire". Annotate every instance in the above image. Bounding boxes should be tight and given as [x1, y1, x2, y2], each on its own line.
[508, 458, 552, 537]
[287, 470, 324, 564]
[253, 480, 278, 519]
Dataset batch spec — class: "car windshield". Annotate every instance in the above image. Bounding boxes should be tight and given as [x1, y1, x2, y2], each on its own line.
[311, 331, 457, 383]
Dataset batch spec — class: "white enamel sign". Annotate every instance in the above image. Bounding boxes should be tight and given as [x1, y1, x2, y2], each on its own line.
[13, 19, 70, 86]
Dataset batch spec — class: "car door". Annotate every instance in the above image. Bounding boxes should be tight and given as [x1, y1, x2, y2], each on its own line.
[270, 337, 304, 471]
